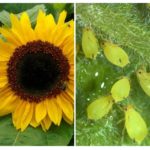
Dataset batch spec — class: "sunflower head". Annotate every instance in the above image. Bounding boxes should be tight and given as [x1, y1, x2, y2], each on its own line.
[0, 10, 74, 131]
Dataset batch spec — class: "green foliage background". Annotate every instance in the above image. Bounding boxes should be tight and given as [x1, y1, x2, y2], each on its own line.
[76, 3, 150, 146]
[0, 3, 74, 146]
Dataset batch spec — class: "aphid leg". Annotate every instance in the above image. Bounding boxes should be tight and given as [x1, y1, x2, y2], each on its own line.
[121, 124, 125, 144]
[92, 54, 94, 59]
[116, 104, 124, 112]
[117, 118, 125, 124]
[122, 68, 125, 75]
[119, 58, 122, 63]
[133, 139, 136, 144]
[134, 105, 142, 113]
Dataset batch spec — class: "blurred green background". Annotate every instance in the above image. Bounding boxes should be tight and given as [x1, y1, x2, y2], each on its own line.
[0, 3, 73, 22]
[76, 3, 150, 146]
[0, 3, 74, 146]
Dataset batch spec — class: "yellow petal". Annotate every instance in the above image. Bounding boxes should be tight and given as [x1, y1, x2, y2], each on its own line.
[61, 37, 74, 64]
[41, 122, 46, 132]
[21, 102, 33, 131]
[30, 103, 40, 128]
[0, 61, 8, 76]
[66, 81, 74, 102]
[57, 11, 67, 25]
[52, 21, 73, 46]
[0, 76, 8, 88]
[62, 113, 73, 125]
[64, 87, 74, 102]
[0, 45, 13, 61]
[67, 81, 74, 96]
[56, 95, 73, 123]
[61, 32, 74, 47]
[20, 12, 36, 42]
[61, 33, 74, 49]
[35, 101, 47, 123]
[46, 14, 56, 29]
[46, 99, 62, 125]
[69, 71, 74, 82]
[10, 14, 26, 44]
[10, 13, 21, 31]
[35, 10, 46, 28]
[0, 91, 17, 116]
[35, 10, 46, 40]
[43, 14, 56, 41]
[62, 91, 74, 104]
[69, 65, 74, 81]
[41, 115, 52, 131]
[0, 27, 22, 47]
[0, 85, 16, 114]
[0, 39, 15, 61]
[0, 101, 17, 116]
[13, 100, 26, 130]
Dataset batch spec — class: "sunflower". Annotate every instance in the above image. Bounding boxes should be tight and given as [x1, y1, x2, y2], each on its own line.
[0, 10, 74, 132]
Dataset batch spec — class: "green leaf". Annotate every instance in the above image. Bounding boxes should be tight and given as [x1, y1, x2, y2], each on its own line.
[0, 10, 11, 27]
[53, 4, 66, 12]
[23, 4, 46, 26]
[0, 115, 73, 146]
[0, 4, 46, 27]
[76, 3, 150, 146]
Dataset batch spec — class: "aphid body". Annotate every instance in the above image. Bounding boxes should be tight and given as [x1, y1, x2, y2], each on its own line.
[82, 28, 99, 59]
[111, 77, 130, 102]
[102, 41, 130, 68]
[87, 95, 113, 120]
[125, 105, 148, 144]
[136, 68, 150, 97]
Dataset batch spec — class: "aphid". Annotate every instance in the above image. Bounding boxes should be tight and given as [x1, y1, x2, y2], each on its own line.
[136, 68, 150, 97]
[125, 105, 148, 144]
[87, 95, 113, 120]
[82, 28, 99, 59]
[111, 77, 130, 102]
[101, 41, 130, 68]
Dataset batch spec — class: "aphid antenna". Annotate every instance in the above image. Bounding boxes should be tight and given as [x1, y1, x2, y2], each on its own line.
[117, 118, 125, 125]
[116, 104, 124, 112]
[134, 105, 142, 113]
[121, 125, 125, 144]
[121, 67, 126, 76]
[116, 75, 125, 80]
[126, 102, 141, 113]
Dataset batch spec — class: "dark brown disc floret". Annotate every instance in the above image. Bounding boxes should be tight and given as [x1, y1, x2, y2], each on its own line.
[7, 40, 70, 102]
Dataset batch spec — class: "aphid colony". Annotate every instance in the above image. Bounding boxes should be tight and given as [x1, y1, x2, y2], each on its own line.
[81, 28, 149, 144]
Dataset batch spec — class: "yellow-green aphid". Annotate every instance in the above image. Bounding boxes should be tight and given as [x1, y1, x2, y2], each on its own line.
[125, 105, 148, 144]
[136, 68, 150, 97]
[82, 28, 99, 59]
[111, 77, 130, 102]
[101, 41, 130, 68]
[87, 95, 113, 120]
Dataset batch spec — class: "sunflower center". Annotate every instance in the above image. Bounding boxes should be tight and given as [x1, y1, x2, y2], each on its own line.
[18, 52, 60, 93]
[7, 40, 70, 102]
